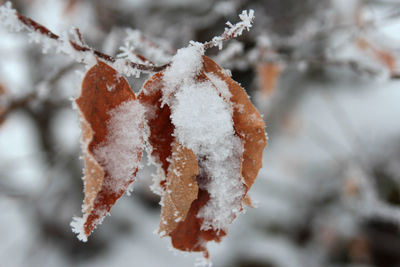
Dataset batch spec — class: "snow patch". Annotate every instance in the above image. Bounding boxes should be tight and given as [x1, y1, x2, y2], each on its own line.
[94, 100, 147, 194]
[70, 216, 88, 242]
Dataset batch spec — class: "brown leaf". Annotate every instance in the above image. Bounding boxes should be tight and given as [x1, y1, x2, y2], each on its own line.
[138, 72, 174, 190]
[159, 141, 199, 236]
[170, 189, 226, 252]
[169, 56, 266, 253]
[140, 69, 225, 253]
[137, 56, 266, 254]
[73, 61, 142, 240]
[202, 56, 267, 193]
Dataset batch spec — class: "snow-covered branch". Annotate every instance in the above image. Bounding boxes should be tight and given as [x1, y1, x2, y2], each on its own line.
[0, 2, 167, 76]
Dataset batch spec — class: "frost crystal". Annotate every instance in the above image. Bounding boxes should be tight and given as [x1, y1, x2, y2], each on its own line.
[207, 9, 255, 50]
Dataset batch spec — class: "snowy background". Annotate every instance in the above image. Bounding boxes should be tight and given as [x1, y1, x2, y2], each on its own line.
[1, 0, 400, 266]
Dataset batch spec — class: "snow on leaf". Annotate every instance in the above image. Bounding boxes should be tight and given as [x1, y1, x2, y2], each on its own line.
[138, 48, 266, 254]
[71, 61, 146, 241]
[159, 141, 199, 236]
[202, 56, 267, 195]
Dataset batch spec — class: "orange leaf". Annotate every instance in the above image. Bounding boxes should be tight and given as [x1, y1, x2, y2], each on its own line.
[71, 61, 144, 241]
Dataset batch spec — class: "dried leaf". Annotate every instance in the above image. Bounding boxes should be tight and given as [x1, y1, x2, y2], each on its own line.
[168, 56, 266, 253]
[202, 56, 267, 192]
[170, 189, 226, 252]
[159, 141, 199, 236]
[140, 69, 226, 253]
[137, 56, 266, 254]
[72, 61, 144, 241]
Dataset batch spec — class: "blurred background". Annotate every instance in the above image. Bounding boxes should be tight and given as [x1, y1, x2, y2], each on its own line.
[1, 0, 400, 266]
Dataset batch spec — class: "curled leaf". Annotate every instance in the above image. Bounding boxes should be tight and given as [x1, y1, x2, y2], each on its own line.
[71, 61, 145, 241]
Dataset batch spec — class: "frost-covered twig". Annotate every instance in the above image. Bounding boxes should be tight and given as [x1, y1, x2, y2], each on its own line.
[0, 2, 167, 76]
[203, 9, 255, 50]
[117, 29, 174, 65]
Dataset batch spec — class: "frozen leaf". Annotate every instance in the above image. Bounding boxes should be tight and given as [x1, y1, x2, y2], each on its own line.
[140, 52, 266, 254]
[159, 141, 199, 236]
[202, 56, 267, 193]
[71, 61, 146, 241]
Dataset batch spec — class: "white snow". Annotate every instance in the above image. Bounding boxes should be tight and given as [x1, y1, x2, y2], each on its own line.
[71, 100, 147, 242]
[0, 2, 24, 32]
[70, 216, 88, 242]
[163, 44, 245, 230]
[161, 42, 204, 105]
[94, 100, 147, 194]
